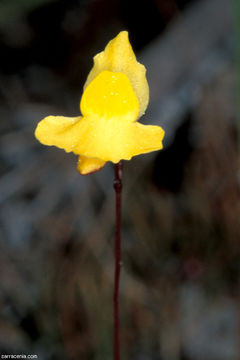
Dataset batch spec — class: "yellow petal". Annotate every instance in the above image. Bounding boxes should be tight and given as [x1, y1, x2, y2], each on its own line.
[84, 31, 149, 118]
[76, 71, 163, 162]
[73, 116, 164, 163]
[80, 71, 139, 120]
[35, 115, 83, 152]
[35, 73, 164, 164]
[127, 122, 165, 158]
[77, 156, 106, 175]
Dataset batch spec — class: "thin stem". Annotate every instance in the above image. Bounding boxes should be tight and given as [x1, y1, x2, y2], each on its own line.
[233, 0, 240, 156]
[113, 161, 123, 360]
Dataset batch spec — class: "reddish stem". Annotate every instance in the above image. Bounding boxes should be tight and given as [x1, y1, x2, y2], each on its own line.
[113, 161, 123, 360]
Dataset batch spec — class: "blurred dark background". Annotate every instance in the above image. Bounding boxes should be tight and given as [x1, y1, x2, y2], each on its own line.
[0, 0, 238, 359]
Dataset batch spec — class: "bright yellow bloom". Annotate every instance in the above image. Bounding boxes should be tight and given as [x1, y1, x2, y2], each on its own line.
[35, 31, 165, 175]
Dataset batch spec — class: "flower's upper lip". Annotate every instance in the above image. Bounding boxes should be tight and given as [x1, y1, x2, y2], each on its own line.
[83, 31, 149, 118]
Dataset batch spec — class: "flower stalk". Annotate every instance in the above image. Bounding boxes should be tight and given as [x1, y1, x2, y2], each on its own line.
[113, 161, 123, 360]
[232, 0, 240, 156]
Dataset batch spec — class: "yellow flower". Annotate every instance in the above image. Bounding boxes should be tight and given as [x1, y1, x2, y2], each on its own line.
[35, 31, 165, 175]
